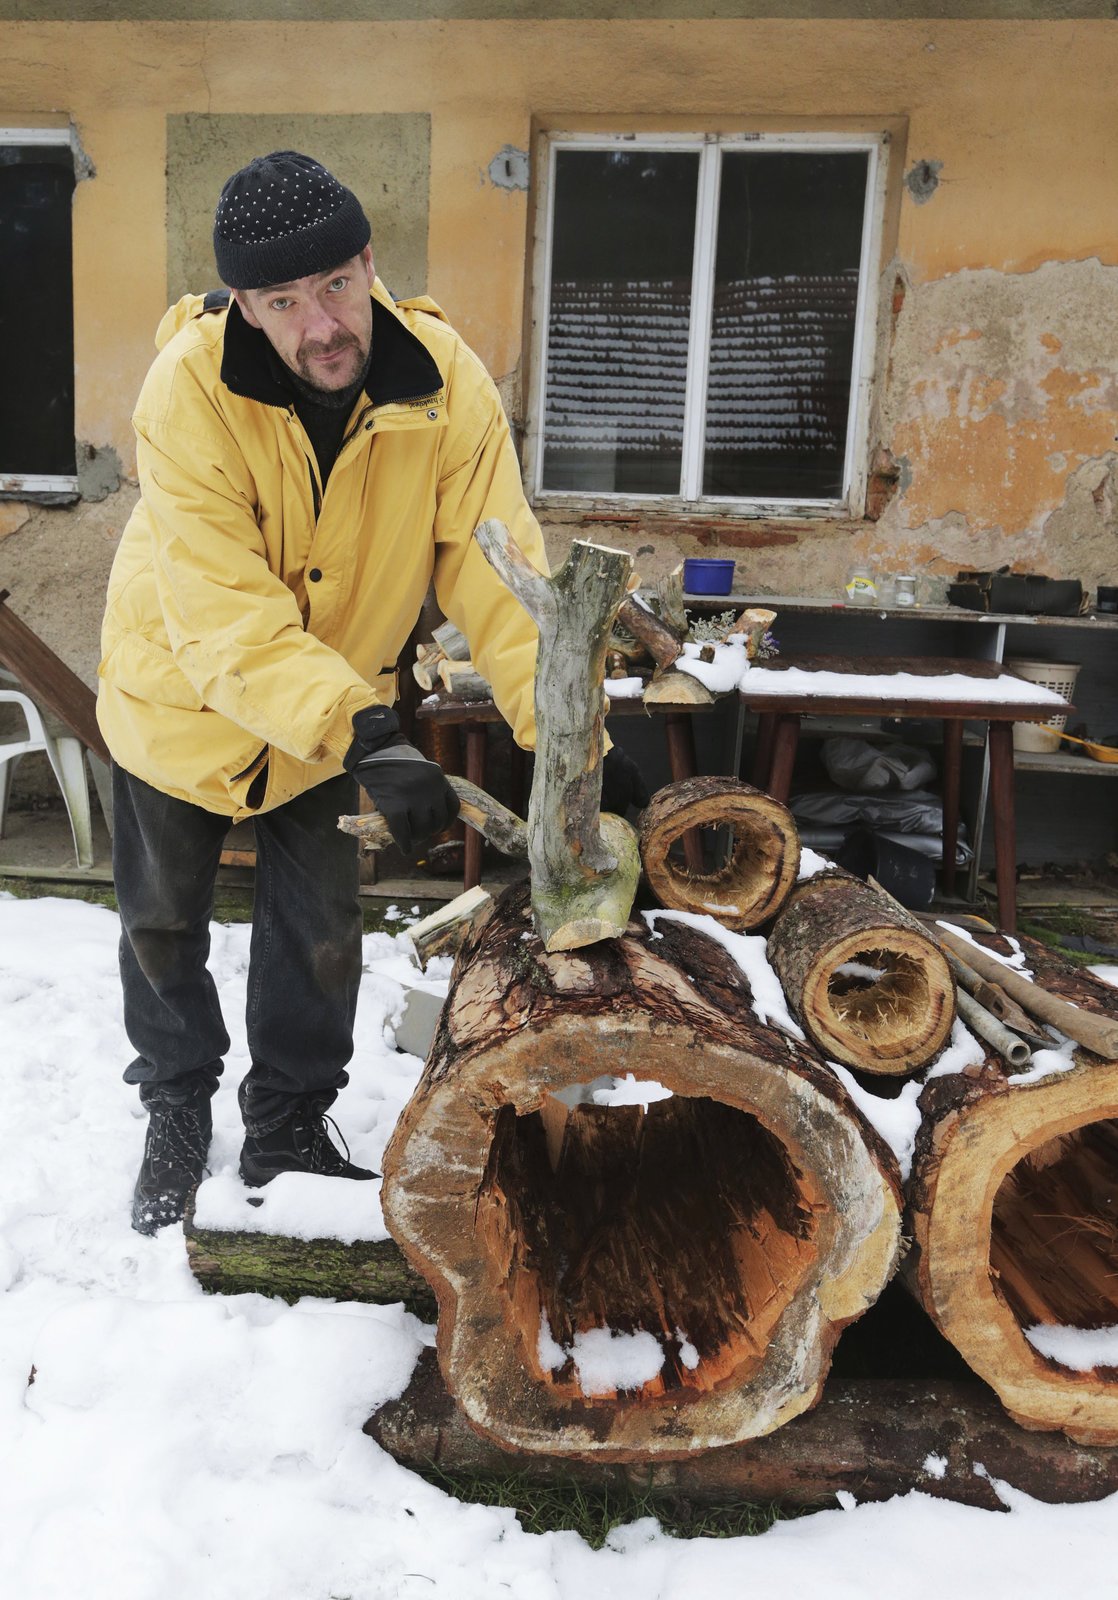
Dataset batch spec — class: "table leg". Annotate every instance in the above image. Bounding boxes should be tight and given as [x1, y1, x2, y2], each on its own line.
[766, 715, 801, 803]
[752, 712, 776, 789]
[663, 712, 703, 873]
[463, 724, 486, 891]
[940, 718, 963, 895]
[988, 722, 1017, 934]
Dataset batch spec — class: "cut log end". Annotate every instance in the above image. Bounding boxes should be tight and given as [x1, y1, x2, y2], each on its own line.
[382, 890, 903, 1459]
[910, 1046, 1118, 1447]
[768, 874, 955, 1075]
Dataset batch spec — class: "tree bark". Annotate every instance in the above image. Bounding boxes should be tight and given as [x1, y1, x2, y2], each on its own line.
[381, 882, 903, 1461]
[368, 1349, 1118, 1510]
[767, 871, 955, 1075]
[474, 523, 641, 951]
[183, 1209, 436, 1318]
[907, 933, 1118, 1446]
[638, 777, 800, 930]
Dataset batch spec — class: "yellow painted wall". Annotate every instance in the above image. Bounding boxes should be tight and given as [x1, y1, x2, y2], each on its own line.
[2, 17, 1117, 590]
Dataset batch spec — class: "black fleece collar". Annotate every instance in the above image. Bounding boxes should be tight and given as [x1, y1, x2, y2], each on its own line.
[219, 294, 444, 410]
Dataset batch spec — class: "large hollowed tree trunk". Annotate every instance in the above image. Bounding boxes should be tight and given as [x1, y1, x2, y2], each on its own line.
[908, 935, 1118, 1445]
[381, 883, 903, 1461]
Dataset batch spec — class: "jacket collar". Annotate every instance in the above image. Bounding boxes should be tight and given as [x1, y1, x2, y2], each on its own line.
[219, 291, 444, 410]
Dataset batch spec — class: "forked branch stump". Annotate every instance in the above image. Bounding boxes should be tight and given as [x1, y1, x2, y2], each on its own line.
[768, 871, 955, 1075]
[908, 934, 1118, 1446]
[474, 522, 640, 952]
[381, 884, 903, 1460]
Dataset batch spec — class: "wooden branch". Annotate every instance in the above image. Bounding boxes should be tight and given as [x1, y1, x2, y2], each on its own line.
[616, 593, 683, 671]
[639, 777, 800, 930]
[432, 620, 470, 661]
[337, 776, 527, 858]
[935, 925, 1118, 1059]
[767, 871, 955, 1075]
[408, 887, 493, 969]
[381, 884, 903, 1460]
[475, 521, 640, 951]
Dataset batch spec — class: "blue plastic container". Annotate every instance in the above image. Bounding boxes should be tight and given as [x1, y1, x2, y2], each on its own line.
[683, 558, 735, 596]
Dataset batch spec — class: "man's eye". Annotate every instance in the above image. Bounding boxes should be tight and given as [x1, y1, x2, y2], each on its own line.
[327, 277, 348, 292]
[269, 298, 291, 312]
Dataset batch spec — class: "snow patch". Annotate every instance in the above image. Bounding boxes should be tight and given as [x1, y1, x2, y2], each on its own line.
[1025, 1323, 1118, 1371]
[643, 908, 805, 1039]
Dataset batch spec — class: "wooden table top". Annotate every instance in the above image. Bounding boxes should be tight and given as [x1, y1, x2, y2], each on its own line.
[738, 654, 1071, 721]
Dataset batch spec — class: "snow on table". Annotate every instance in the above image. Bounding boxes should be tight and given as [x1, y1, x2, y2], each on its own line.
[739, 661, 1070, 706]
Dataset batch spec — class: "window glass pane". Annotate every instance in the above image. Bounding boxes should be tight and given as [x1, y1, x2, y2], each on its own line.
[703, 151, 868, 501]
[541, 149, 699, 495]
[0, 145, 76, 477]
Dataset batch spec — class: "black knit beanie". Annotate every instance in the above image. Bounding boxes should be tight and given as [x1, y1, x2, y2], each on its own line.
[213, 150, 371, 291]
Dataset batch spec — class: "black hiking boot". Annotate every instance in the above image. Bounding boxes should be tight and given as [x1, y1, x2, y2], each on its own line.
[131, 1083, 213, 1235]
[238, 1091, 378, 1188]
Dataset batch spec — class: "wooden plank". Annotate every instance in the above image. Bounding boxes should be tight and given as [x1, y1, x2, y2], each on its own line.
[0, 590, 110, 761]
[368, 1349, 1118, 1510]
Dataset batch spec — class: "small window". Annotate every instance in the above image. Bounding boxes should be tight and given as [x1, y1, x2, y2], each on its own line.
[0, 130, 77, 497]
[529, 134, 885, 514]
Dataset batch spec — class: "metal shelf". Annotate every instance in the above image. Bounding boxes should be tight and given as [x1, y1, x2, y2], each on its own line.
[1014, 749, 1118, 777]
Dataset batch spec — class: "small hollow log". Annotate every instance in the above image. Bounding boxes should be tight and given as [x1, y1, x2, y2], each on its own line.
[474, 522, 640, 951]
[639, 777, 800, 931]
[908, 935, 1118, 1446]
[767, 871, 955, 1075]
[381, 883, 903, 1461]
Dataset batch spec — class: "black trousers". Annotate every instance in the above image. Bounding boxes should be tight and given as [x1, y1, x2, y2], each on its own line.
[113, 763, 363, 1126]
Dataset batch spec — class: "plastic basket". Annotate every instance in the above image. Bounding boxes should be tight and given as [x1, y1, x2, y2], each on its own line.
[1005, 657, 1080, 753]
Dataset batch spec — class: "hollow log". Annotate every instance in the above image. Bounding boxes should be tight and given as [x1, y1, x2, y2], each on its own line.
[381, 882, 903, 1461]
[907, 933, 1118, 1446]
[474, 523, 641, 951]
[767, 871, 955, 1075]
[369, 1350, 1118, 1511]
[638, 777, 800, 930]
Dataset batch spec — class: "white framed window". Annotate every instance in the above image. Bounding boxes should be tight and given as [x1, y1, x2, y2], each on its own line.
[0, 127, 78, 498]
[525, 131, 889, 517]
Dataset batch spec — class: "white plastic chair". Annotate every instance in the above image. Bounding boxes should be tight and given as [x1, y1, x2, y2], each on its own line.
[0, 668, 94, 868]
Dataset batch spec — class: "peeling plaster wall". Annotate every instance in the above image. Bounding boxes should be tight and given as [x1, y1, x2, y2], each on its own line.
[1, 14, 1118, 693]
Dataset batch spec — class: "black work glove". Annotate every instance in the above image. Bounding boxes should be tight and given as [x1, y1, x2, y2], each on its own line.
[601, 744, 650, 816]
[344, 705, 460, 854]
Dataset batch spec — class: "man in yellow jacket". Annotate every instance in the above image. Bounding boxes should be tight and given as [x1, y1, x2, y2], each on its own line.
[99, 151, 552, 1233]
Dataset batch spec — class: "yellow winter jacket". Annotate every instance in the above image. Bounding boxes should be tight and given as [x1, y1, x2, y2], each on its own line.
[98, 279, 545, 819]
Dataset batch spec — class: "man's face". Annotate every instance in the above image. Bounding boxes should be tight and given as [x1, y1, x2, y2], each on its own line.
[233, 246, 375, 393]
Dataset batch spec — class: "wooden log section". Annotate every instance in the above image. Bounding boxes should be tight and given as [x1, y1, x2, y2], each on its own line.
[369, 1352, 1118, 1511]
[768, 872, 955, 1076]
[381, 883, 903, 1461]
[908, 936, 1118, 1446]
[638, 776, 800, 931]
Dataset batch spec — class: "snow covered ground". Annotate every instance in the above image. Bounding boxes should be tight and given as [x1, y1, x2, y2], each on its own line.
[4, 891, 1118, 1600]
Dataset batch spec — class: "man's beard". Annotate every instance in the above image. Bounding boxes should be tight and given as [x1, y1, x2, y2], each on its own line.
[288, 336, 372, 408]
[294, 334, 368, 394]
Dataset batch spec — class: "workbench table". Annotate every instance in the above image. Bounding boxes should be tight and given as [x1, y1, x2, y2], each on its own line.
[741, 654, 1071, 933]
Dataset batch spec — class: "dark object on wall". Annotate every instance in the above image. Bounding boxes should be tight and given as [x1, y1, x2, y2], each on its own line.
[1096, 586, 1118, 614]
[947, 568, 1084, 617]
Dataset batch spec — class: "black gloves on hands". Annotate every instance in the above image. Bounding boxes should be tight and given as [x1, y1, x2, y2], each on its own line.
[601, 744, 650, 817]
[344, 706, 460, 855]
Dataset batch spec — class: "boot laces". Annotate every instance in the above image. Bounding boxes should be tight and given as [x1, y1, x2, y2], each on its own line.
[299, 1104, 354, 1175]
[148, 1101, 208, 1173]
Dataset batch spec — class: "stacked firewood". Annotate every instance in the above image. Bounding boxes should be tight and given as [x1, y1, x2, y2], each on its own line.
[342, 529, 1118, 1469]
[188, 526, 1118, 1506]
